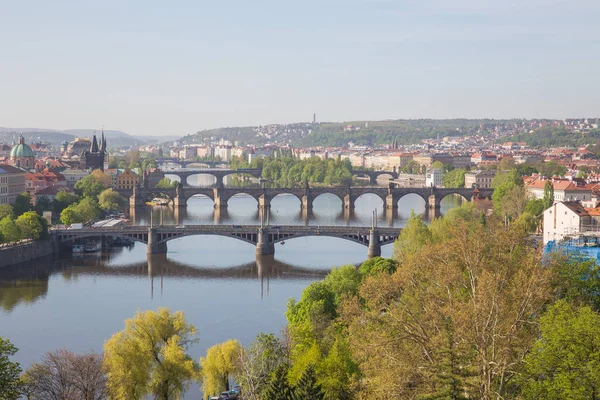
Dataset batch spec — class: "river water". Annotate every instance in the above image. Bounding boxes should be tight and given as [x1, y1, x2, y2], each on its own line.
[0, 175, 463, 398]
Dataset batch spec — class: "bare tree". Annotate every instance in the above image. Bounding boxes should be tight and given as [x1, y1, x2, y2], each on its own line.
[21, 349, 106, 400]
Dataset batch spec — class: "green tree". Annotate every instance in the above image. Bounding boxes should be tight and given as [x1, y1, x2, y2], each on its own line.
[358, 257, 397, 278]
[393, 211, 431, 262]
[98, 189, 127, 211]
[156, 178, 178, 189]
[34, 196, 52, 214]
[60, 205, 83, 226]
[294, 364, 324, 400]
[103, 308, 200, 400]
[53, 191, 78, 215]
[0, 337, 22, 400]
[263, 364, 294, 400]
[491, 168, 523, 215]
[543, 180, 554, 210]
[521, 300, 600, 399]
[13, 192, 31, 216]
[443, 168, 467, 188]
[74, 171, 110, 199]
[0, 216, 20, 244]
[75, 198, 101, 222]
[15, 211, 48, 240]
[200, 340, 242, 396]
[0, 204, 14, 221]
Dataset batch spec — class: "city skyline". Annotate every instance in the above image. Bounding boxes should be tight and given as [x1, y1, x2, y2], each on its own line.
[1, 0, 599, 136]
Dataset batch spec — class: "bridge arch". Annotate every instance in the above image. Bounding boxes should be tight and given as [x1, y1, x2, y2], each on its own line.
[312, 192, 344, 208]
[163, 173, 182, 184]
[438, 192, 470, 205]
[183, 173, 218, 187]
[354, 192, 386, 209]
[396, 193, 427, 216]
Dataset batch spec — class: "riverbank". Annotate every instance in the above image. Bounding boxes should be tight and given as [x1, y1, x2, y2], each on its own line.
[0, 239, 57, 269]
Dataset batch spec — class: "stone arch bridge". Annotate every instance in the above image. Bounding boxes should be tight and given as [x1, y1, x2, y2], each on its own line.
[53, 225, 400, 259]
[119, 186, 494, 211]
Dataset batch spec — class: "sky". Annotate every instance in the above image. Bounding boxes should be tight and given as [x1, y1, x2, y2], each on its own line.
[0, 0, 599, 136]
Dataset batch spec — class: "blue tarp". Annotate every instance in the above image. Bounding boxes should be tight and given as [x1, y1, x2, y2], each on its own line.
[544, 240, 600, 263]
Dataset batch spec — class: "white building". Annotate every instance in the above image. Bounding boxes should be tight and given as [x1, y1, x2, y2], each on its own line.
[543, 201, 592, 244]
[425, 168, 444, 188]
[526, 178, 592, 203]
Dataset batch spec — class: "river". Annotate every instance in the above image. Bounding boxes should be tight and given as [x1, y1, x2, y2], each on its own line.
[0, 174, 464, 398]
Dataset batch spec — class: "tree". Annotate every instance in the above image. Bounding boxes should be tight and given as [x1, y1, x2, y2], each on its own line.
[98, 189, 127, 211]
[521, 300, 600, 399]
[543, 180, 554, 209]
[60, 205, 83, 226]
[53, 191, 78, 215]
[75, 198, 101, 222]
[15, 211, 48, 240]
[200, 340, 242, 397]
[21, 349, 106, 400]
[13, 192, 31, 216]
[393, 211, 431, 262]
[235, 333, 287, 400]
[156, 178, 178, 189]
[74, 171, 110, 199]
[262, 364, 294, 400]
[499, 185, 530, 220]
[294, 364, 324, 400]
[358, 257, 397, 278]
[0, 216, 20, 244]
[0, 204, 14, 221]
[498, 156, 516, 170]
[0, 337, 22, 400]
[34, 196, 52, 214]
[492, 168, 523, 215]
[443, 168, 467, 188]
[344, 217, 552, 399]
[103, 308, 200, 400]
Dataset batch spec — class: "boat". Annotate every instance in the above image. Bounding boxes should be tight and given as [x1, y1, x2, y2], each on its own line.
[84, 241, 102, 252]
[146, 198, 170, 206]
[72, 244, 85, 253]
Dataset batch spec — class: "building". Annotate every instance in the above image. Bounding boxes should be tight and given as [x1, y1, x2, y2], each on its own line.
[25, 171, 66, 194]
[526, 178, 592, 203]
[61, 169, 90, 188]
[144, 169, 166, 188]
[425, 168, 444, 188]
[0, 164, 26, 204]
[66, 138, 92, 157]
[464, 170, 496, 189]
[179, 146, 197, 160]
[116, 169, 140, 189]
[9, 136, 35, 170]
[32, 186, 68, 206]
[80, 132, 108, 171]
[543, 201, 592, 244]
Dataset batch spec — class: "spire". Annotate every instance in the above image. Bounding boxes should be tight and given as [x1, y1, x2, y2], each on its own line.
[90, 134, 99, 153]
[101, 129, 106, 152]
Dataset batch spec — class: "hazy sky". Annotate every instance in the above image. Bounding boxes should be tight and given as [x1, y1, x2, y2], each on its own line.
[1, 0, 599, 136]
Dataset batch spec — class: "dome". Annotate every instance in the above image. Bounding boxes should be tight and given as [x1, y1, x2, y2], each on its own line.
[10, 136, 35, 158]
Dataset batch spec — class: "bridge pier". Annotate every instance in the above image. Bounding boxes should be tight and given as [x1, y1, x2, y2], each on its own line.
[343, 194, 355, 210]
[386, 194, 398, 210]
[130, 188, 145, 207]
[147, 228, 167, 255]
[258, 195, 271, 210]
[428, 195, 441, 209]
[256, 228, 275, 256]
[367, 230, 381, 259]
[301, 195, 313, 211]
[173, 195, 187, 208]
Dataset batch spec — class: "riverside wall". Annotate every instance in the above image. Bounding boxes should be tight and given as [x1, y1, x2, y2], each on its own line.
[0, 239, 57, 269]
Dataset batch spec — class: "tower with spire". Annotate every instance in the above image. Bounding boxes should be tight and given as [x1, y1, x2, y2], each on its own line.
[81, 129, 108, 171]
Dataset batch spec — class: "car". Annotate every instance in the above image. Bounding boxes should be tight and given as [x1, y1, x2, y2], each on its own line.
[219, 392, 232, 400]
[232, 225, 242, 228]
